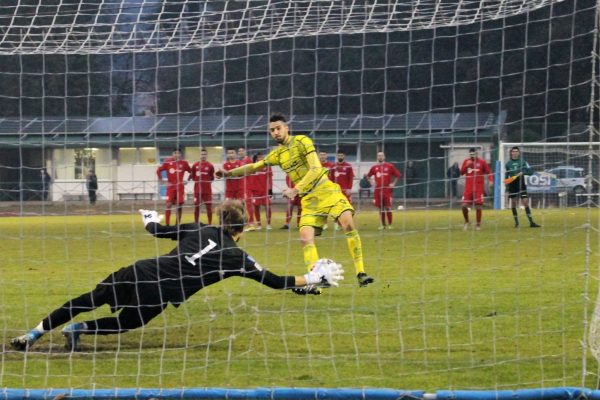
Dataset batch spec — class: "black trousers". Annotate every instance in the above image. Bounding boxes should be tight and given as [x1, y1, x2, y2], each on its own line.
[42, 287, 166, 335]
[88, 190, 97, 204]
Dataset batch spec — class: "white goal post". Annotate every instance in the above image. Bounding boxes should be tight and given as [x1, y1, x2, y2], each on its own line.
[497, 142, 600, 209]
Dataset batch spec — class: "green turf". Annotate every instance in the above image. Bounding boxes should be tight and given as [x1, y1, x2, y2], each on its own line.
[0, 208, 598, 390]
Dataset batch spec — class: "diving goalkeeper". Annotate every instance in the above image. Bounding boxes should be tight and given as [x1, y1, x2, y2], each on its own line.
[9, 200, 343, 352]
[216, 113, 374, 294]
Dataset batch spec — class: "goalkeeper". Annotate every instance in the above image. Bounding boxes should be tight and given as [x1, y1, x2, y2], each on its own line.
[9, 200, 343, 352]
[504, 146, 541, 228]
[216, 113, 374, 294]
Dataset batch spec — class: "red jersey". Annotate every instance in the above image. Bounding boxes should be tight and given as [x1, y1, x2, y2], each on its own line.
[238, 156, 253, 195]
[331, 161, 354, 190]
[223, 160, 241, 193]
[460, 157, 493, 191]
[190, 161, 215, 193]
[156, 159, 191, 186]
[252, 166, 273, 195]
[367, 162, 401, 189]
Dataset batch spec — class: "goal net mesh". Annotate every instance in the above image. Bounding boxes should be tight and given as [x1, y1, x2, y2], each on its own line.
[0, 0, 599, 395]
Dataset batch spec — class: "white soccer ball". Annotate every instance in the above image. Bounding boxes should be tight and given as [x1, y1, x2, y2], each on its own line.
[312, 258, 337, 269]
[397, 205, 404, 210]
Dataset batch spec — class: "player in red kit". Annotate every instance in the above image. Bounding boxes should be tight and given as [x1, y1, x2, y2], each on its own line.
[331, 151, 354, 203]
[318, 151, 334, 230]
[222, 148, 242, 200]
[156, 148, 191, 225]
[281, 175, 302, 230]
[460, 148, 493, 231]
[367, 151, 401, 230]
[189, 148, 215, 224]
[248, 152, 273, 230]
[238, 147, 257, 230]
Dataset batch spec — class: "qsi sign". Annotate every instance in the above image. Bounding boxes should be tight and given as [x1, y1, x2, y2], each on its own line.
[525, 172, 557, 193]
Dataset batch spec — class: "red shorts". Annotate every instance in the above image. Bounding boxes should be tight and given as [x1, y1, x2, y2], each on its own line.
[251, 191, 271, 206]
[462, 190, 485, 205]
[373, 188, 393, 208]
[166, 185, 185, 205]
[225, 190, 243, 200]
[194, 191, 212, 205]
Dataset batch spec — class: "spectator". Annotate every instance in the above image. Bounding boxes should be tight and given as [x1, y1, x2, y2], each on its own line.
[447, 162, 460, 199]
[405, 160, 417, 197]
[40, 168, 52, 201]
[359, 175, 372, 199]
[86, 169, 98, 205]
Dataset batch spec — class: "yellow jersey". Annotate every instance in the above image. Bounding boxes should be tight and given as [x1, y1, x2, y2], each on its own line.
[263, 135, 329, 195]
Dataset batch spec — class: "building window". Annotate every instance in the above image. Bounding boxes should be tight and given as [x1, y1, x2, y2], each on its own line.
[74, 149, 96, 179]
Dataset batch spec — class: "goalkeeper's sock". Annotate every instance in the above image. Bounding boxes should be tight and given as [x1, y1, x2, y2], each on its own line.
[165, 209, 171, 225]
[33, 321, 49, 336]
[345, 229, 365, 275]
[511, 207, 519, 225]
[525, 206, 534, 223]
[303, 243, 319, 271]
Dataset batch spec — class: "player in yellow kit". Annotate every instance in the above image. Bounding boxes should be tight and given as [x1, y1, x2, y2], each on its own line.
[216, 113, 374, 294]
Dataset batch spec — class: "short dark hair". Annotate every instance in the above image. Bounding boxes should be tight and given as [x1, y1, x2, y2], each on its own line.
[200, 147, 207, 152]
[173, 148, 182, 153]
[511, 146, 520, 151]
[217, 200, 246, 236]
[269, 113, 287, 124]
[469, 147, 477, 153]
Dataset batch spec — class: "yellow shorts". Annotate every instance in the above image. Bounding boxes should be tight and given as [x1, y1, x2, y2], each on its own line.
[299, 180, 354, 231]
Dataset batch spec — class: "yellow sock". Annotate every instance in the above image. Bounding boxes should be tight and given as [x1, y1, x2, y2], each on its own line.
[345, 229, 365, 275]
[303, 243, 319, 271]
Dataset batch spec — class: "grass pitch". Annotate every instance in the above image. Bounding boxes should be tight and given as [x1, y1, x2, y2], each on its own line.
[0, 206, 598, 390]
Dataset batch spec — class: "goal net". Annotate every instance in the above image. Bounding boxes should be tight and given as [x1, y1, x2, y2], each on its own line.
[1, 0, 600, 397]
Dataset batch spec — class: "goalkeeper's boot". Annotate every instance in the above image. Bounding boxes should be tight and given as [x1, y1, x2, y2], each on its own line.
[357, 272, 374, 287]
[530, 222, 541, 228]
[62, 322, 85, 352]
[292, 285, 322, 296]
[10, 330, 42, 351]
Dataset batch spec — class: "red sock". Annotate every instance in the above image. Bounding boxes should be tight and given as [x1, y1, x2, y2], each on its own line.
[165, 209, 171, 225]
[379, 210, 386, 226]
[254, 205, 261, 224]
[177, 207, 183, 224]
[462, 206, 469, 222]
[386, 211, 393, 225]
[267, 206, 272, 225]
[194, 206, 199, 223]
[246, 199, 254, 223]
[206, 204, 212, 224]
[476, 208, 482, 224]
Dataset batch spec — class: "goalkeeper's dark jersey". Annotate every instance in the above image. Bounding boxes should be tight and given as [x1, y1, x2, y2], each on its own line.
[505, 158, 534, 193]
[98, 223, 293, 310]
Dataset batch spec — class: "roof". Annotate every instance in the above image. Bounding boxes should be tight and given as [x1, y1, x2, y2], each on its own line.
[0, 113, 503, 147]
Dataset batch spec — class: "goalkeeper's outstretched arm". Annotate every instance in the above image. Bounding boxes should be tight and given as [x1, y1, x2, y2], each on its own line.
[245, 261, 345, 289]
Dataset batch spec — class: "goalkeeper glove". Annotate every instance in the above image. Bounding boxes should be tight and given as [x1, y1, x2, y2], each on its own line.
[303, 260, 345, 288]
[139, 209, 162, 227]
